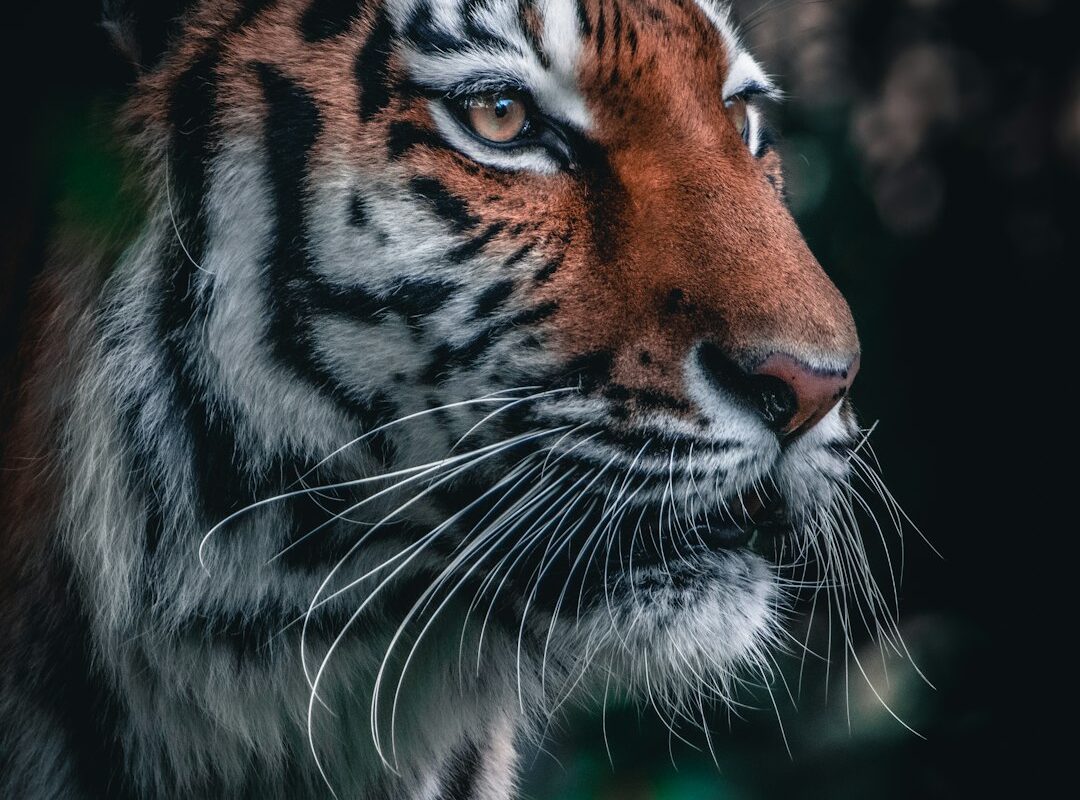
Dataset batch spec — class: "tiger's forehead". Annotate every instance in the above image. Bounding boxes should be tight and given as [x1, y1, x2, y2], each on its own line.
[383, 0, 772, 129]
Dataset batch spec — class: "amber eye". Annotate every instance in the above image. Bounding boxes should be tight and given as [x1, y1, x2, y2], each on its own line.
[725, 95, 749, 143]
[464, 91, 529, 144]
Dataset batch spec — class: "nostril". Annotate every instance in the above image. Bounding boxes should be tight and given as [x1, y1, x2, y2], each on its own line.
[753, 352, 859, 436]
[698, 342, 795, 432]
[748, 374, 799, 432]
[696, 343, 858, 437]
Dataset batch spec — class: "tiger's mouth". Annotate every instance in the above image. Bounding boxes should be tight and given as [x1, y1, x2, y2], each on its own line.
[613, 490, 793, 571]
[737, 493, 794, 560]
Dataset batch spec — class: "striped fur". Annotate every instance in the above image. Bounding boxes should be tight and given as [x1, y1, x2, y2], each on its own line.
[1, 2, 876, 798]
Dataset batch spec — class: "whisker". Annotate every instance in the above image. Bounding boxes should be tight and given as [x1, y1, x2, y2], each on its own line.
[303, 430, 566, 781]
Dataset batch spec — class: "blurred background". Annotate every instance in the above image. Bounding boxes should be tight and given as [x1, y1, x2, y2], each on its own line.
[1, 0, 1072, 797]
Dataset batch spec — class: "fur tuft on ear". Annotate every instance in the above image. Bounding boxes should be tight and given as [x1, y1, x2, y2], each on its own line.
[102, 0, 196, 70]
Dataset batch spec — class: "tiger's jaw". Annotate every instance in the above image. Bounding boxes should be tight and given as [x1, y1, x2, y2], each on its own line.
[462, 393, 860, 704]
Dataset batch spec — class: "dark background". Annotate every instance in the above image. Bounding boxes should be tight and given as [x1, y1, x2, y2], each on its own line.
[1, 1, 1071, 797]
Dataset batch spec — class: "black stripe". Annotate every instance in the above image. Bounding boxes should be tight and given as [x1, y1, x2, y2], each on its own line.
[178, 542, 438, 648]
[411, 177, 479, 232]
[632, 386, 692, 412]
[460, 0, 517, 53]
[150, 48, 256, 529]
[553, 349, 614, 392]
[472, 279, 515, 319]
[301, 0, 365, 42]
[349, 191, 371, 227]
[502, 241, 534, 269]
[440, 741, 481, 800]
[519, 0, 550, 68]
[605, 64, 622, 91]
[587, 425, 735, 457]
[257, 59, 323, 377]
[387, 120, 446, 160]
[595, 0, 607, 54]
[29, 553, 138, 799]
[308, 276, 460, 327]
[121, 43, 393, 561]
[533, 252, 564, 282]
[421, 300, 557, 384]
[387, 277, 462, 317]
[276, 512, 418, 571]
[176, 600, 355, 665]
[575, 0, 594, 37]
[447, 222, 505, 263]
[235, 0, 276, 27]
[113, 0, 192, 69]
[165, 50, 218, 295]
[357, 8, 396, 120]
[422, 335, 499, 384]
[611, 0, 623, 59]
[511, 299, 558, 326]
[404, 1, 466, 53]
[625, 14, 638, 55]
[256, 62, 397, 430]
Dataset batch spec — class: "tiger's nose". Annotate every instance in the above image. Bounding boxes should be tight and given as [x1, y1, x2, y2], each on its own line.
[751, 353, 859, 435]
[698, 345, 859, 436]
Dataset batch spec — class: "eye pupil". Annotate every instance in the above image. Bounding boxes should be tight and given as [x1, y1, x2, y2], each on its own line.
[463, 91, 529, 144]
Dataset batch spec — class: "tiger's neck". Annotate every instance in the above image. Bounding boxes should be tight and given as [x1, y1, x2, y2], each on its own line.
[0, 216, 526, 798]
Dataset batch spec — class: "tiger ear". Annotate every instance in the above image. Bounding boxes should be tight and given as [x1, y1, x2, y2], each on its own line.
[102, 0, 197, 70]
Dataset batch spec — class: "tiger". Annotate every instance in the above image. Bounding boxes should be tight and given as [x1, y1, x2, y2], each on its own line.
[0, 0, 882, 797]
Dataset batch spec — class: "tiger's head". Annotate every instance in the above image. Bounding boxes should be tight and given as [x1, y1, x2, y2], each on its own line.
[110, 0, 870, 763]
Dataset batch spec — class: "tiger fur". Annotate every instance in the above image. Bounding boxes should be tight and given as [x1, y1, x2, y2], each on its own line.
[0, 1, 870, 797]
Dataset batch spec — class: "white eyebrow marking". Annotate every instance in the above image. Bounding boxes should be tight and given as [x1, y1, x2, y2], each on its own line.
[723, 51, 779, 101]
[538, 0, 584, 78]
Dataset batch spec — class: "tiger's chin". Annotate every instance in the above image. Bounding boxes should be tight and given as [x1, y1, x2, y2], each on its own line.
[526, 541, 777, 721]
[521, 409, 856, 714]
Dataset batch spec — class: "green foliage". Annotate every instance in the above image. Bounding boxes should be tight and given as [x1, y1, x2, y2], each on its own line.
[39, 96, 143, 246]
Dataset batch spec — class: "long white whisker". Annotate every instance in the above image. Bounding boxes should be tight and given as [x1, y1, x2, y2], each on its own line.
[303, 430, 565, 785]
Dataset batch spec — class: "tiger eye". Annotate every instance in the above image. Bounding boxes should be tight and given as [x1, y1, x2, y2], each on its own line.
[725, 96, 749, 142]
[465, 92, 528, 144]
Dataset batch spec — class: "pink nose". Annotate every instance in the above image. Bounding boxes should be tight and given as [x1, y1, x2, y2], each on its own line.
[753, 353, 860, 435]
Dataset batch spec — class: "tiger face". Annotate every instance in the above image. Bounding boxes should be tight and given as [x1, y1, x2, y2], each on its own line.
[121, 0, 864, 765]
